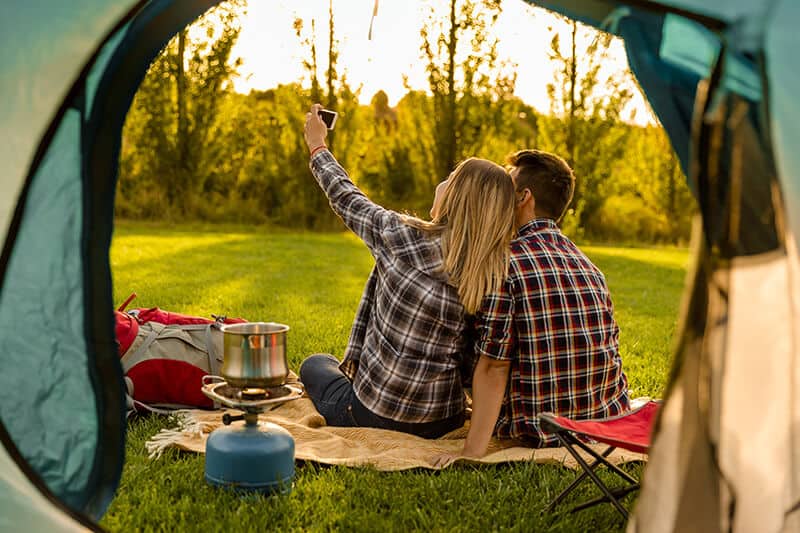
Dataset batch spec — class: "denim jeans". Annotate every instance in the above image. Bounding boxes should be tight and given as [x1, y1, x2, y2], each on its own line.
[299, 353, 465, 439]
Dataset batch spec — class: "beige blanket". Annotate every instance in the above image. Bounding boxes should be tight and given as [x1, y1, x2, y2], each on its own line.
[145, 397, 648, 471]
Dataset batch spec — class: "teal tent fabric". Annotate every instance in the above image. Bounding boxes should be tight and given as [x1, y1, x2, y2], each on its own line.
[767, 0, 800, 249]
[0, 1, 138, 242]
[0, 0, 218, 527]
[0, 107, 97, 511]
[0, 0, 141, 525]
[529, 0, 797, 249]
[659, 14, 761, 101]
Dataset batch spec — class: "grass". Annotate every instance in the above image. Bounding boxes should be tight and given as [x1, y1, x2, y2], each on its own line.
[101, 221, 690, 532]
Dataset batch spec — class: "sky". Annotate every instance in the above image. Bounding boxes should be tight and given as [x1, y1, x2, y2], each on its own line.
[228, 0, 654, 123]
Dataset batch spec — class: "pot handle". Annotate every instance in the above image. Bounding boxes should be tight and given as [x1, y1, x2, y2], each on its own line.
[287, 381, 305, 397]
[202, 374, 225, 387]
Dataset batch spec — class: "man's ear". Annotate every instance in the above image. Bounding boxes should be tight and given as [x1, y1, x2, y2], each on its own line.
[518, 188, 533, 207]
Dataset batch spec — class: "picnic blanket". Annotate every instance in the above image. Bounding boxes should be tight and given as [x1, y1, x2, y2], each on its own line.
[145, 397, 650, 471]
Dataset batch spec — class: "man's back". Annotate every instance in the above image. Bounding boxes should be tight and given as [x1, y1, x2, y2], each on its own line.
[477, 218, 629, 446]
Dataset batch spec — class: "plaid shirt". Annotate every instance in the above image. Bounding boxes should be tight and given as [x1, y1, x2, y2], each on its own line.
[310, 149, 467, 423]
[475, 218, 629, 446]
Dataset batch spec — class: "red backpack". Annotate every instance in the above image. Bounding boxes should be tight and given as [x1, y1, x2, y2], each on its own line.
[114, 293, 247, 414]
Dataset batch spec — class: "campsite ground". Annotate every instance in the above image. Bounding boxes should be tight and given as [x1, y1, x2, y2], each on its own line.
[102, 221, 689, 532]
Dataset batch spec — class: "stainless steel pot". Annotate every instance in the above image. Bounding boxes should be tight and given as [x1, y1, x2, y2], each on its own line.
[220, 322, 289, 388]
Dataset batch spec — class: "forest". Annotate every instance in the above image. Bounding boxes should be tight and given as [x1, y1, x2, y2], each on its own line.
[117, 0, 696, 243]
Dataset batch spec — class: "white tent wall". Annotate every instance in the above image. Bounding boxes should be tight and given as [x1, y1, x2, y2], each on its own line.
[718, 246, 798, 532]
[631, 241, 800, 532]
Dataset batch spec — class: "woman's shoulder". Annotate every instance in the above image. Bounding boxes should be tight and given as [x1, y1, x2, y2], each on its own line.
[380, 219, 445, 274]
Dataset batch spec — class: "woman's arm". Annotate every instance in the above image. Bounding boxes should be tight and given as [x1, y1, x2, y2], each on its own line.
[304, 104, 391, 251]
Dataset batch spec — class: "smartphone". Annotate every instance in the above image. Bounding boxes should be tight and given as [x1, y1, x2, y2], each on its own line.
[318, 109, 338, 130]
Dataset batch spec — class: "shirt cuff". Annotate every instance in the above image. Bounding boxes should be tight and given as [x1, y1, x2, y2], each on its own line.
[310, 145, 328, 158]
[476, 340, 513, 361]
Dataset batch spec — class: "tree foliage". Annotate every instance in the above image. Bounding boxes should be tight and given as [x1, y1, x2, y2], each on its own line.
[117, 2, 696, 244]
[119, 2, 244, 218]
[537, 16, 635, 237]
[418, 0, 517, 182]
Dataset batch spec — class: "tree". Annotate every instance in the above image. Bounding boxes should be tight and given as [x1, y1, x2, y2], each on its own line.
[539, 16, 634, 236]
[356, 91, 418, 211]
[119, 1, 244, 217]
[293, 2, 366, 228]
[418, 0, 517, 183]
[600, 124, 695, 242]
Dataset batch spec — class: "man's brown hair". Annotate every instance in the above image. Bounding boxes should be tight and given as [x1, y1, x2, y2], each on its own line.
[507, 149, 575, 222]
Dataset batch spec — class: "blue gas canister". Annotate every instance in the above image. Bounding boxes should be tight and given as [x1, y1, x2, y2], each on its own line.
[204, 413, 295, 494]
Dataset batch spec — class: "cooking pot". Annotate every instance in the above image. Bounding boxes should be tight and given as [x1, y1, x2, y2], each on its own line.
[220, 322, 289, 388]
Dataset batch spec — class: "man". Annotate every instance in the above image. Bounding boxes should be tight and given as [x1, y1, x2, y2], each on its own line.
[434, 149, 630, 464]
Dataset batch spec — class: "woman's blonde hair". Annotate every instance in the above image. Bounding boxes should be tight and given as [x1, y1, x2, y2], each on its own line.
[403, 158, 516, 314]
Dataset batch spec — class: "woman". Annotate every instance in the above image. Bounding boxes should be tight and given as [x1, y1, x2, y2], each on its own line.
[299, 104, 515, 438]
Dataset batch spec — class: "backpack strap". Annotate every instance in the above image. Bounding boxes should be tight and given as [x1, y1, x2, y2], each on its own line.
[121, 322, 163, 372]
[205, 322, 223, 377]
[155, 322, 224, 377]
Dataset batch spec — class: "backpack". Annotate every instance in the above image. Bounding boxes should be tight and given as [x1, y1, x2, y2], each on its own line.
[114, 293, 247, 415]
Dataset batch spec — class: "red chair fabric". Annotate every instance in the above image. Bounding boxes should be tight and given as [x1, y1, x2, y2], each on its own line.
[540, 401, 661, 519]
[540, 401, 660, 454]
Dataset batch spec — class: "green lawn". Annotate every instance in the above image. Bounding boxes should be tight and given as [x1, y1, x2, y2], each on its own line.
[102, 221, 689, 532]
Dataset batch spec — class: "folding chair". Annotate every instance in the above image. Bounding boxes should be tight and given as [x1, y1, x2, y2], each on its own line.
[539, 400, 661, 520]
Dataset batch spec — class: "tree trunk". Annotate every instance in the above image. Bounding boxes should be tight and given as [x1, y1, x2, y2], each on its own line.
[326, 0, 336, 151]
[443, 0, 458, 178]
[310, 20, 321, 103]
[175, 29, 189, 209]
[567, 20, 577, 169]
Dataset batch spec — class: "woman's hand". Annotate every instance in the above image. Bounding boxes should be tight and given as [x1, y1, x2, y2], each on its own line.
[429, 452, 461, 469]
[304, 103, 328, 152]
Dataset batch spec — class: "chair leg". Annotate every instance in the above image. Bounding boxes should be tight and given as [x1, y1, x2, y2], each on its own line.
[568, 436, 638, 485]
[569, 483, 640, 514]
[552, 433, 630, 520]
[545, 445, 616, 513]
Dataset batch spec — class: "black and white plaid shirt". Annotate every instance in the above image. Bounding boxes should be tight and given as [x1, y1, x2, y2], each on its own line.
[310, 149, 468, 423]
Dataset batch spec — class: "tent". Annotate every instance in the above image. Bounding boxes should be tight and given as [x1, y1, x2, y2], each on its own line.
[0, 0, 796, 531]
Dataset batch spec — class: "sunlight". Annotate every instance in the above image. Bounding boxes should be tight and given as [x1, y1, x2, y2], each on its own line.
[229, 0, 654, 124]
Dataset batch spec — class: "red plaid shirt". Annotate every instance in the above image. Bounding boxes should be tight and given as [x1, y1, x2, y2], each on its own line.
[310, 149, 468, 423]
[474, 218, 629, 446]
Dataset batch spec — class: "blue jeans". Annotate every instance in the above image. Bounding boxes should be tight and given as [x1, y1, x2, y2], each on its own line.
[299, 353, 465, 439]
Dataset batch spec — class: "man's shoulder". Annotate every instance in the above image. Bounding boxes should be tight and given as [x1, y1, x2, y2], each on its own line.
[509, 231, 603, 275]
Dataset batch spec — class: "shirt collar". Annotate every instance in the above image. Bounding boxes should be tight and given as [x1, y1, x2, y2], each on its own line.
[517, 217, 559, 237]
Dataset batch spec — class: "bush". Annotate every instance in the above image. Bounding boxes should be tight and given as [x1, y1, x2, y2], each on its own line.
[594, 194, 671, 243]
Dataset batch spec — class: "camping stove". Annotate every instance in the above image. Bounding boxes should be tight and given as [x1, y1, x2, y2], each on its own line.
[201, 376, 303, 494]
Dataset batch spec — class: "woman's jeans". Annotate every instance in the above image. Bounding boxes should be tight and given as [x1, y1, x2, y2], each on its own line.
[299, 353, 464, 439]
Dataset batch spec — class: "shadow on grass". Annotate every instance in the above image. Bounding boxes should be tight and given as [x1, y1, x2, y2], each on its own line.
[111, 231, 374, 367]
